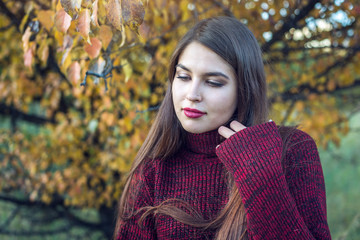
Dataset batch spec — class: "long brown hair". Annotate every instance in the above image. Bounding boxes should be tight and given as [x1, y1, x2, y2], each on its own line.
[115, 16, 291, 239]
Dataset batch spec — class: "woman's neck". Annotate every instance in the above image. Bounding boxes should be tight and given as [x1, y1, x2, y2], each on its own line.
[184, 129, 222, 155]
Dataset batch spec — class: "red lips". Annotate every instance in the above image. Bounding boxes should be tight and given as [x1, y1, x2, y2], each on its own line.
[183, 108, 206, 118]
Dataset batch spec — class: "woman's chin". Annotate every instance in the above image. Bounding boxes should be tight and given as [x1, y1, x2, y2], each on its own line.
[181, 124, 217, 134]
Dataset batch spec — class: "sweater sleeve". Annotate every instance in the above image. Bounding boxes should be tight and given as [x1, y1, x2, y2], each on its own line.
[216, 121, 331, 239]
[117, 162, 157, 239]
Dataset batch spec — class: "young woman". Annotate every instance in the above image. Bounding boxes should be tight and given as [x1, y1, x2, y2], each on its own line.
[114, 16, 331, 239]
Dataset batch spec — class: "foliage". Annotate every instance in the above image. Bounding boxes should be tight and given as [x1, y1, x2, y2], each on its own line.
[0, 0, 360, 238]
[320, 112, 360, 239]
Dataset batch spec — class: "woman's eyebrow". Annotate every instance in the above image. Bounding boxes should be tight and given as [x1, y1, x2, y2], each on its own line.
[175, 64, 191, 72]
[175, 64, 230, 80]
[203, 72, 230, 80]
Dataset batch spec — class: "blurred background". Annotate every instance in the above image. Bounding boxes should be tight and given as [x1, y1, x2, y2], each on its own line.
[0, 0, 359, 239]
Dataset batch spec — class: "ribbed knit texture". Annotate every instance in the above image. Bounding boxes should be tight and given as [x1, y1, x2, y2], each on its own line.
[117, 122, 331, 239]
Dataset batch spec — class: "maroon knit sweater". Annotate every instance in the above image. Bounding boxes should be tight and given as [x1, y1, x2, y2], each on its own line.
[117, 122, 331, 239]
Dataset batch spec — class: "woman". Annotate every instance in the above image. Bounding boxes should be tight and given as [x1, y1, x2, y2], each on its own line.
[114, 16, 331, 239]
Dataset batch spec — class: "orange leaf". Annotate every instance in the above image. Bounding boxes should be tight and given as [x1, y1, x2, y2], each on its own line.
[84, 37, 102, 59]
[55, 8, 72, 33]
[78, 9, 91, 43]
[22, 26, 31, 51]
[99, 25, 113, 50]
[121, 0, 145, 32]
[106, 0, 122, 31]
[24, 47, 34, 68]
[68, 61, 81, 84]
[327, 80, 336, 91]
[139, 22, 150, 39]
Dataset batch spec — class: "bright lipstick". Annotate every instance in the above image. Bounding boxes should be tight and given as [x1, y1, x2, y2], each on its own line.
[183, 108, 206, 118]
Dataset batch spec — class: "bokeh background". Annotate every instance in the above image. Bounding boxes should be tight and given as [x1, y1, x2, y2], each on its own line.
[0, 0, 359, 239]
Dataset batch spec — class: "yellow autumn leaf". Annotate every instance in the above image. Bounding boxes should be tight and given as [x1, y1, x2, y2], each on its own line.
[36, 40, 49, 66]
[99, 25, 113, 50]
[37, 10, 55, 32]
[121, 59, 133, 83]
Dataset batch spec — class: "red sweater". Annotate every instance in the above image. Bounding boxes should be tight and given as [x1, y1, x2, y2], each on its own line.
[117, 122, 331, 239]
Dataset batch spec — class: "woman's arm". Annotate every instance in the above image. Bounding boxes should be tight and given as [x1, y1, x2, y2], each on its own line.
[216, 121, 331, 239]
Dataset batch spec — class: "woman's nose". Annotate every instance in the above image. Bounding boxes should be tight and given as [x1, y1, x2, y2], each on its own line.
[185, 81, 202, 102]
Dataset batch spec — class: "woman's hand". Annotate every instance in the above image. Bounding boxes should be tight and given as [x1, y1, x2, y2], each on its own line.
[218, 120, 246, 139]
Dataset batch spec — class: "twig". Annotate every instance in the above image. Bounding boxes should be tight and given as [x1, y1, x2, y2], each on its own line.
[0, 0, 21, 31]
[80, 59, 120, 91]
[0, 206, 20, 229]
[0, 103, 55, 124]
[281, 100, 296, 125]
[0, 225, 72, 236]
[337, 212, 360, 240]
[262, 0, 321, 53]
[0, 23, 13, 31]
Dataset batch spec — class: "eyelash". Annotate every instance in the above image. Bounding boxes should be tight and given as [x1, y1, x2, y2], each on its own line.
[176, 75, 224, 87]
[206, 80, 224, 87]
[176, 75, 190, 81]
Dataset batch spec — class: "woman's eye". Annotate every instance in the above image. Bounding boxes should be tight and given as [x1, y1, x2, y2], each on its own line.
[207, 80, 224, 87]
[176, 75, 191, 81]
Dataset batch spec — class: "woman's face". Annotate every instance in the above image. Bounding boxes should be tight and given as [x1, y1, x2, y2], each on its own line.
[172, 41, 238, 134]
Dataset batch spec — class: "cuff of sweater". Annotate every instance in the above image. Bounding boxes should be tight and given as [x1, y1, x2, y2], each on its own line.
[216, 121, 283, 185]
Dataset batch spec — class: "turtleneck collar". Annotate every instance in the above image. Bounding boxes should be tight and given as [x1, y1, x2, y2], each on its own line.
[185, 129, 222, 155]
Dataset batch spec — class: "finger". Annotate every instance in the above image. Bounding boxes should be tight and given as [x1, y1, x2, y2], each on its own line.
[230, 120, 246, 132]
[218, 126, 236, 139]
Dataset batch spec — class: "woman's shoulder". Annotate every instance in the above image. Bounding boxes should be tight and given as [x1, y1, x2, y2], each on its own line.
[289, 128, 317, 150]
[278, 125, 316, 146]
[141, 158, 161, 175]
[280, 126, 321, 167]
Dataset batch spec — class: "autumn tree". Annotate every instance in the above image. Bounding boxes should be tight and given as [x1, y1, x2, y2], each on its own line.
[0, 0, 359, 238]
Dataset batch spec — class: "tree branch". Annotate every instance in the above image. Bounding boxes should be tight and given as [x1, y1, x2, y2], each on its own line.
[0, 103, 55, 125]
[280, 100, 296, 125]
[60, 208, 103, 229]
[213, 0, 235, 17]
[0, 0, 20, 31]
[0, 225, 72, 236]
[261, 0, 321, 53]
[0, 194, 63, 207]
[0, 194, 110, 237]
[0, 23, 14, 31]
[0, 207, 20, 229]
[315, 47, 360, 79]
[270, 79, 360, 103]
